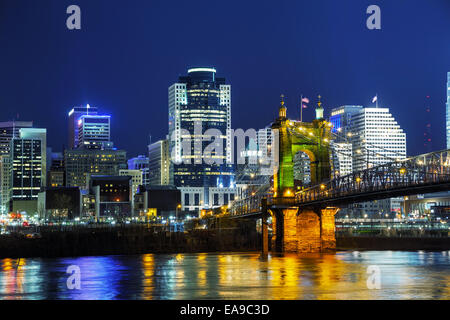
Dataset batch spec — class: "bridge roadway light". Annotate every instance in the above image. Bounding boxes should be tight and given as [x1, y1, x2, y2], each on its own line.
[320, 184, 326, 190]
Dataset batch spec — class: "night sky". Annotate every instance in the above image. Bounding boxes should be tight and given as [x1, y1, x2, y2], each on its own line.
[0, 0, 449, 157]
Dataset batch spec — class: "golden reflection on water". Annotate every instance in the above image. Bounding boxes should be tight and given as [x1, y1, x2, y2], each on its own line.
[0, 251, 449, 299]
[0, 258, 26, 298]
[141, 254, 154, 299]
[135, 252, 450, 300]
[2, 258, 14, 271]
[269, 255, 301, 299]
[195, 253, 208, 298]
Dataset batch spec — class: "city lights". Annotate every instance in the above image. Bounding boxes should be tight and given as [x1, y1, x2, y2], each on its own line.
[0, 1, 448, 306]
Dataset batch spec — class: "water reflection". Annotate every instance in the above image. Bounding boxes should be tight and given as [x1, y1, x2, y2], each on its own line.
[0, 251, 449, 300]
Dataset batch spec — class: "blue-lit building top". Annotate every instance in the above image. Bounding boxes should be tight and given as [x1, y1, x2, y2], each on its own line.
[68, 105, 98, 150]
[329, 105, 363, 137]
[168, 68, 234, 205]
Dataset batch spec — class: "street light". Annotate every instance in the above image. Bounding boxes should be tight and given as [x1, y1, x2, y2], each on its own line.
[176, 204, 181, 222]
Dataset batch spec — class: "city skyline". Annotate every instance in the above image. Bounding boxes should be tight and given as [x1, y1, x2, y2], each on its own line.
[1, 1, 450, 157]
[0, 1, 449, 305]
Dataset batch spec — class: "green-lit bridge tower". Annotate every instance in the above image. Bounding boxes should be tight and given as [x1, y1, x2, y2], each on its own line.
[271, 95, 332, 197]
[267, 95, 337, 253]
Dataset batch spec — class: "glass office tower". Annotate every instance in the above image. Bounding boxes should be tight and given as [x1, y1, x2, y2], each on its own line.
[168, 68, 234, 207]
[10, 138, 43, 201]
[0, 121, 33, 155]
[77, 114, 111, 149]
[68, 105, 98, 149]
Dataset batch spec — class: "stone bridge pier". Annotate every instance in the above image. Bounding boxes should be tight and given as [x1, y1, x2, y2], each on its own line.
[264, 206, 338, 253]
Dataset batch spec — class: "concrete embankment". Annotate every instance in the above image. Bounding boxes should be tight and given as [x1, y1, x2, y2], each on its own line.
[337, 236, 450, 251]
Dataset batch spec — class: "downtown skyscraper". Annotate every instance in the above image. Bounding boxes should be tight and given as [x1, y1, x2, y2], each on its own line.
[329, 104, 407, 217]
[168, 67, 235, 210]
[350, 107, 406, 171]
[148, 139, 170, 186]
[68, 105, 99, 150]
[10, 128, 47, 213]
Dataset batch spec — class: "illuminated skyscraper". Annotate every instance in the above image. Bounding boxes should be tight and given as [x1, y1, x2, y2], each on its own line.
[67, 105, 98, 149]
[9, 128, 47, 213]
[168, 68, 234, 208]
[0, 121, 34, 212]
[148, 139, 170, 185]
[329, 105, 362, 135]
[65, 149, 127, 188]
[20, 128, 47, 186]
[0, 121, 33, 155]
[0, 156, 10, 213]
[77, 114, 111, 149]
[329, 105, 406, 218]
[350, 107, 406, 171]
[128, 155, 150, 186]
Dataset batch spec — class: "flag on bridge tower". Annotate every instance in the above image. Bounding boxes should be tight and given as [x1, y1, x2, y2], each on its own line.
[300, 95, 309, 122]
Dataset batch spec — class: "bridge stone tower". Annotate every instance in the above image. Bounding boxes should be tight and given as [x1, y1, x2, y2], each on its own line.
[272, 95, 332, 195]
[267, 96, 338, 253]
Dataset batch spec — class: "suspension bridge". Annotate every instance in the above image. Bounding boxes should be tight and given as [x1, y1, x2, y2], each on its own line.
[207, 97, 450, 253]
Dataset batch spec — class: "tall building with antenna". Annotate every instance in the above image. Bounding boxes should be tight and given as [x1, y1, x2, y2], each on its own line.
[168, 67, 235, 211]
[329, 104, 407, 218]
[350, 107, 406, 171]
[67, 105, 98, 150]
[446, 72, 450, 149]
[0, 121, 34, 213]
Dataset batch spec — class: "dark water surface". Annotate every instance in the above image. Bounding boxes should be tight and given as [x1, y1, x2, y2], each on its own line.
[0, 251, 449, 300]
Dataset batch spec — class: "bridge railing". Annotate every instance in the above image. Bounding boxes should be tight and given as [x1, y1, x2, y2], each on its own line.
[229, 193, 271, 216]
[296, 150, 450, 205]
[226, 150, 450, 216]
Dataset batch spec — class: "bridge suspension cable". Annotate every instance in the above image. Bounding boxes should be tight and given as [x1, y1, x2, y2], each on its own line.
[286, 125, 401, 169]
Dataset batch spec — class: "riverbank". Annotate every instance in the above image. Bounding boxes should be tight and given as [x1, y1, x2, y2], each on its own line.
[336, 236, 450, 251]
[0, 224, 260, 259]
[1, 226, 449, 259]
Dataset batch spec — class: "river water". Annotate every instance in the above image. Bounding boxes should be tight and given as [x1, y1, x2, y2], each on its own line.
[0, 251, 449, 300]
